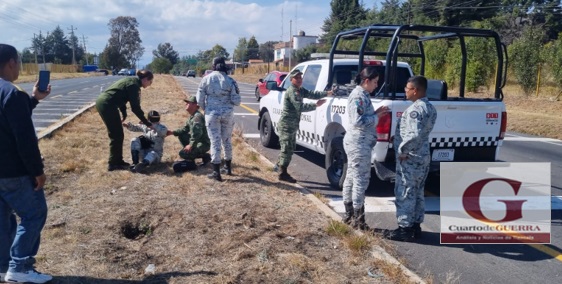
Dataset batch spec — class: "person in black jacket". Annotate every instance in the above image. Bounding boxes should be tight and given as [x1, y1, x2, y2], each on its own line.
[0, 43, 53, 284]
[95, 70, 154, 171]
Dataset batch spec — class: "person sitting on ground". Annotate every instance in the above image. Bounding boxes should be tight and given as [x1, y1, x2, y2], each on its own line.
[167, 96, 211, 173]
[123, 110, 168, 173]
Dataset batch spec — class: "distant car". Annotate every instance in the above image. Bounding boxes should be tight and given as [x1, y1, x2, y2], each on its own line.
[127, 69, 136, 76]
[203, 70, 213, 77]
[186, 70, 196, 77]
[117, 68, 128, 76]
[96, 69, 109, 75]
[255, 71, 288, 101]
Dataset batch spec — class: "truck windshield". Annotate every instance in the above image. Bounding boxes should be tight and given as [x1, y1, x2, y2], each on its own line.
[333, 65, 411, 96]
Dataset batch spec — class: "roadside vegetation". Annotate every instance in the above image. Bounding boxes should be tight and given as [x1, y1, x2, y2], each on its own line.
[36, 74, 419, 283]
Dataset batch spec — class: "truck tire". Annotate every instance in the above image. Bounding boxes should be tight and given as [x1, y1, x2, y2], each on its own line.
[325, 136, 347, 189]
[260, 112, 279, 148]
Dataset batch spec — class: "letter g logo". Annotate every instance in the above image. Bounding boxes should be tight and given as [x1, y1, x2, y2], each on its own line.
[462, 178, 527, 222]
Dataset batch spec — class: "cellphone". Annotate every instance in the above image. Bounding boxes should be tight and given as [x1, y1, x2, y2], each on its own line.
[38, 70, 50, 92]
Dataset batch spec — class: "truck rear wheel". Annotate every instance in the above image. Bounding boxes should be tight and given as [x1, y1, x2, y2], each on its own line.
[260, 112, 279, 148]
[325, 136, 347, 189]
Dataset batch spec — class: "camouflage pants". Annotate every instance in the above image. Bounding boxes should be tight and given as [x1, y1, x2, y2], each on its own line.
[276, 126, 297, 168]
[342, 134, 375, 209]
[176, 133, 210, 161]
[394, 155, 430, 227]
[130, 137, 161, 165]
[205, 112, 234, 164]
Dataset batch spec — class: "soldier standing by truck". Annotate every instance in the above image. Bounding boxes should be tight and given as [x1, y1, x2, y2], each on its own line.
[342, 67, 388, 230]
[275, 69, 332, 183]
[384, 75, 437, 242]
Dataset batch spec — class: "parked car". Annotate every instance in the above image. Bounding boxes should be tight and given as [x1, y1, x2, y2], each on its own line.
[117, 68, 128, 76]
[203, 70, 213, 77]
[186, 70, 196, 77]
[255, 71, 288, 101]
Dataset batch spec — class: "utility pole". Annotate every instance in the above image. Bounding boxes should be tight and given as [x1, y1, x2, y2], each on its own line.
[82, 34, 88, 65]
[289, 20, 292, 69]
[42, 31, 47, 70]
[68, 25, 77, 65]
[33, 33, 38, 66]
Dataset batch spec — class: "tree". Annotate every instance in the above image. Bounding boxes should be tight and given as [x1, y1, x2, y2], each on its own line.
[508, 26, 545, 95]
[320, 0, 367, 46]
[152, 42, 179, 65]
[102, 16, 144, 68]
[247, 36, 260, 60]
[45, 26, 71, 64]
[149, 57, 173, 74]
[259, 41, 278, 63]
[233, 37, 248, 63]
[293, 44, 318, 63]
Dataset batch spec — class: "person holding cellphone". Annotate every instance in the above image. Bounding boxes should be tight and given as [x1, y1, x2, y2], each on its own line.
[96, 69, 154, 171]
[0, 43, 53, 283]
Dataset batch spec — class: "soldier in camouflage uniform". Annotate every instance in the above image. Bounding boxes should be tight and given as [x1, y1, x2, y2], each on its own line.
[96, 70, 154, 171]
[342, 67, 388, 230]
[123, 110, 168, 173]
[196, 57, 240, 181]
[167, 96, 211, 172]
[384, 75, 437, 242]
[275, 69, 332, 183]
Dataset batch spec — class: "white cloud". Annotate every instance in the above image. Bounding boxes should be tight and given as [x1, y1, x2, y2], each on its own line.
[1, 0, 381, 67]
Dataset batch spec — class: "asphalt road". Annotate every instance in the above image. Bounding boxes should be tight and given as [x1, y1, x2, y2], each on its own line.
[29, 75, 562, 283]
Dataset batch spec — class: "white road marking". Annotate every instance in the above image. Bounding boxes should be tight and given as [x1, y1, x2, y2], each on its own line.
[243, 133, 260, 138]
[234, 113, 258, 116]
[504, 134, 562, 146]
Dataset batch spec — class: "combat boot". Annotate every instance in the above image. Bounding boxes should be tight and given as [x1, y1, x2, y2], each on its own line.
[352, 206, 370, 230]
[131, 150, 140, 165]
[383, 226, 415, 242]
[202, 153, 211, 166]
[278, 166, 297, 183]
[343, 202, 354, 225]
[413, 222, 422, 239]
[208, 163, 222, 181]
[132, 159, 149, 173]
[221, 160, 232, 175]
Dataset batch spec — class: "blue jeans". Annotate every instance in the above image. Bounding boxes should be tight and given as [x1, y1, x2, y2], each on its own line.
[0, 176, 48, 273]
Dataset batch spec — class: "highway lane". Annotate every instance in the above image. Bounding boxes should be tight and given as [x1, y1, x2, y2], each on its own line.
[18, 75, 122, 132]
[175, 75, 562, 284]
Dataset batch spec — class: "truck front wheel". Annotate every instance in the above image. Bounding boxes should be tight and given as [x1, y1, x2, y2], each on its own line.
[259, 112, 279, 148]
[325, 136, 347, 189]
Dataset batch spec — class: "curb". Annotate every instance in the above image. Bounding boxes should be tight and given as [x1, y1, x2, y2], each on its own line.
[241, 139, 426, 284]
[37, 102, 96, 140]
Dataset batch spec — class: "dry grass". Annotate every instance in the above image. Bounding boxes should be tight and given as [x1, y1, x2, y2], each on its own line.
[15, 72, 104, 83]
[36, 74, 411, 283]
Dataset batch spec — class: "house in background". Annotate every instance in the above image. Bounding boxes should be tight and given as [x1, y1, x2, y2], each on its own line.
[274, 30, 318, 67]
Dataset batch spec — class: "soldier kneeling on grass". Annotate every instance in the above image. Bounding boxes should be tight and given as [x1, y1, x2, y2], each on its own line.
[123, 110, 168, 173]
[167, 96, 211, 173]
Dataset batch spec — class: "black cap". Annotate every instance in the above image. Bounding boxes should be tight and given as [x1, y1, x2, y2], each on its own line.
[213, 57, 225, 66]
[148, 110, 160, 123]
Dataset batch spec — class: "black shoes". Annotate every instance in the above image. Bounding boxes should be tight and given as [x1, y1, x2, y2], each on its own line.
[208, 163, 222, 181]
[382, 226, 415, 242]
[202, 153, 212, 166]
[278, 166, 297, 183]
[108, 161, 131, 171]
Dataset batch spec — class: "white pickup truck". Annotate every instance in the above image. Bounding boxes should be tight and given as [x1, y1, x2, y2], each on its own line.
[258, 25, 508, 188]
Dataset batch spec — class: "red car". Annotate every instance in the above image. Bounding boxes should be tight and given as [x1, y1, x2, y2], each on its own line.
[255, 71, 288, 101]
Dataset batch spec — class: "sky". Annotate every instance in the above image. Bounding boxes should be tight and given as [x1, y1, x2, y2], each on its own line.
[0, 0, 381, 68]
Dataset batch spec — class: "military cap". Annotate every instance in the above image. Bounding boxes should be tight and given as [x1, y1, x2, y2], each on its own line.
[289, 69, 303, 79]
[183, 96, 197, 104]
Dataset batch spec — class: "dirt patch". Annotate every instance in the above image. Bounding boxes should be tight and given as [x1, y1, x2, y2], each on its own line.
[36, 74, 411, 283]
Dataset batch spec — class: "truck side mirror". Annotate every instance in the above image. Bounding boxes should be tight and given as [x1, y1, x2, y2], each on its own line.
[266, 81, 280, 91]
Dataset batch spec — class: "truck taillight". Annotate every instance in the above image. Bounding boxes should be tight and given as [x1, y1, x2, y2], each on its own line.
[364, 60, 383, 66]
[499, 111, 507, 139]
[376, 112, 391, 141]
